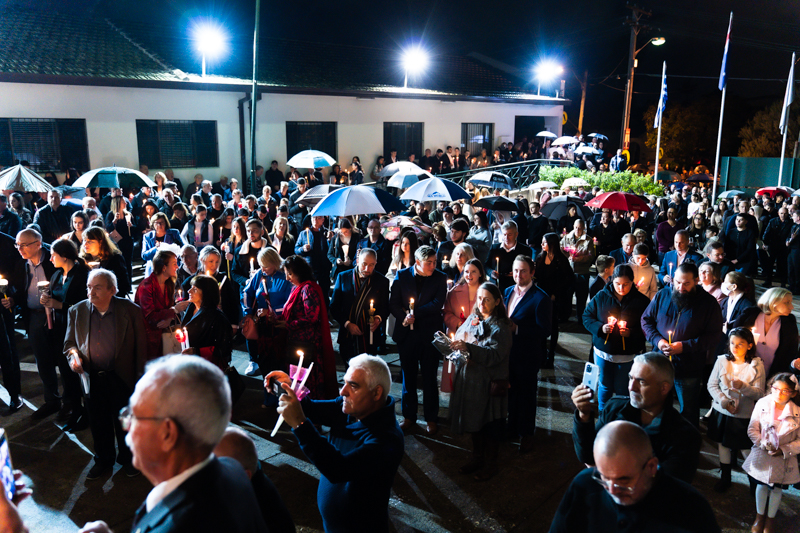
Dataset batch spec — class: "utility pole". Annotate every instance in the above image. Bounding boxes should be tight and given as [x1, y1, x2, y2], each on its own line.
[620, 4, 652, 150]
[248, 0, 261, 196]
[578, 69, 588, 135]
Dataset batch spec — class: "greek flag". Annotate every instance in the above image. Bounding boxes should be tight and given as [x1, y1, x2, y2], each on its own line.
[718, 12, 732, 91]
[780, 53, 795, 136]
[653, 62, 667, 129]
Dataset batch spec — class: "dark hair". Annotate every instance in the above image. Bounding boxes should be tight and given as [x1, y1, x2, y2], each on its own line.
[542, 233, 564, 257]
[191, 274, 220, 309]
[337, 218, 352, 230]
[71, 210, 88, 230]
[282, 254, 314, 283]
[472, 210, 489, 229]
[513, 254, 535, 272]
[246, 218, 264, 230]
[153, 249, 177, 276]
[675, 262, 698, 278]
[51, 238, 81, 262]
[612, 264, 634, 282]
[150, 212, 171, 229]
[81, 226, 122, 260]
[596, 254, 615, 271]
[767, 373, 798, 394]
[451, 218, 469, 234]
[726, 327, 757, 363]
[472, 282, 508, 320]
[458, 258, 486, 287]
[632, 243, 649, 256]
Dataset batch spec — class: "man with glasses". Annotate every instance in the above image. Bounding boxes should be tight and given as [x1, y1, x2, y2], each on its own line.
[571, 352, 701, 483]
[64, 268, 146, 480]
[550, 421, 720, 532]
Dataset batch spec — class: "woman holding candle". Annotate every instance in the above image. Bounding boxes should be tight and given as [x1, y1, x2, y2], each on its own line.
[222, 216, 247, 274]
[40, 238, 91, 431]
[134, 249, 191, 362]
[277, 255, 337, 399]
[629, 243, 658, 300]
[181, 274, 233, 371]
[80, 227, 131, 296]
[535, 233, 574, 368]
[180, 204, 214, 252]
[467, 211, 491, 263]
[214, 207, 236, 245]
[141, 213, 185, 268]
[738, 288, 798, 379]
[388, 230, 418, 282]
[742, 373, 800, 533]
[444, 259, 485, 335]
[269, 216, 295, 259]
[449, 282, 512, 482]
[717, 271, 757, 354]
[328, 218, 360, 280]
[104, 196, 135, 282]
[169, 202, 189, 233]
[582, 264, 651, 410]
[707, 328, 765, 493]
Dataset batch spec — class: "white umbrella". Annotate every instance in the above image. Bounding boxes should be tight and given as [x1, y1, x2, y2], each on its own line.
[377, 161, 431, 178]
[528, 180, 558, 190]
[72, 166, 156, 189]
[0, 164, 53, 192]
[387, 174, 419, 189]
[536, 131, 558, 139]
[552, 136, 579, 146]
[562, 177, 590, 188]
[400, 177, 472, 202]
[286, 150, 336, 169]
[574, 146, 600, 155]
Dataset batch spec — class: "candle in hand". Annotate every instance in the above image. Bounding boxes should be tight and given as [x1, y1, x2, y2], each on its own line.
[250, 258, 255, 273]
[0, 276, 7, 299]
[409, 298, 414, 330]
[668, 330, 673, 344]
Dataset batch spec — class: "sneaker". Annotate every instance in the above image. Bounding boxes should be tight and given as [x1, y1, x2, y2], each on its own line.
[86, 461, 112, 480]
[244, 362, 260, 376]
[31, 401, 61, 420]
[1, 399, 23, 417]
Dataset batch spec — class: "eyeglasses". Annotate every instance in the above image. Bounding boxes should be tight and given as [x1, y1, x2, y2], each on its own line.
[14, 241, 38, 249]
[591, 459, 651, 494]
[118, 406, 169, 432]
[772, 387, 794, 396]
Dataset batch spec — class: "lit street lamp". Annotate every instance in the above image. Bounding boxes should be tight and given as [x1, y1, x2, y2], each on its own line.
[534, 61, 564, 96]
[402, 47, 428, 88]
[195, 25, 226, 77]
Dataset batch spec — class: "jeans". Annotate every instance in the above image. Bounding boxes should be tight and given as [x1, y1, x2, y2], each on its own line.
[594, 355, 634, 412]
[674, 376, 703, 429]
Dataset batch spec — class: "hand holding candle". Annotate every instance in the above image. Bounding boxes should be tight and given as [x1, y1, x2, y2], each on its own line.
[618, 320, 627, 350]
[271, 351, 305, 437]
[38, 281, 53, 329]
[369, 299, 375, 345]
[0, 276, 7, 299]
[409, 298, 414, 330]
[604, 315, 616, 345]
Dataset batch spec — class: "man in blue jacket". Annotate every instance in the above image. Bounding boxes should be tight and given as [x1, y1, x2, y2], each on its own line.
[504, 255, 551, 453]
[657, 230, 703, 287]
[641, 262, 722, 428]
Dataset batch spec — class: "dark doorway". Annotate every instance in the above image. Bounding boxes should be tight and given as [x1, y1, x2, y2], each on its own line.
[514, 116, 546, 146]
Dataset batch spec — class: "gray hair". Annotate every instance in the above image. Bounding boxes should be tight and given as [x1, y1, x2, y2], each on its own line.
[198, 245, 221, 264]
[145, 355, 231, 452]
[357, 247, 377, 261]
[501, 220, 518, 233]
[180, 244, 198, 257]
[414, 245, 436, 262]
[87, 267, 118, 293]
[348, 354, 391, 402]
[634, 352, 674, 387]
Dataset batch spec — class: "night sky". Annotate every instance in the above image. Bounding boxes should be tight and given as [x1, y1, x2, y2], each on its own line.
[27, 0, 800, 149]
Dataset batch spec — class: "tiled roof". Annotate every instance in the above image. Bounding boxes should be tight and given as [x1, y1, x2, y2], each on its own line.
[0, 5, 559, 102]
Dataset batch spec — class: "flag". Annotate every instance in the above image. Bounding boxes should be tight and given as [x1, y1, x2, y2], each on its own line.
[780, 52, 795, 136]
[653, 62, 667, 129]
[718, 12, 732, 91]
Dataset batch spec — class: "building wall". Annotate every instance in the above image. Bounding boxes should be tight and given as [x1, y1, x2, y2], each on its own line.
[1, 81, 563, 188]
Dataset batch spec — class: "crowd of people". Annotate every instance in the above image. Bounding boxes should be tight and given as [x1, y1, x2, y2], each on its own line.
[1, 154, 800, 532]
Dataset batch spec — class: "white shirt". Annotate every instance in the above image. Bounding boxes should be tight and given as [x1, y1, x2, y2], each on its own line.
[145, 455, 213, 513]
[507, 281, 532, 317]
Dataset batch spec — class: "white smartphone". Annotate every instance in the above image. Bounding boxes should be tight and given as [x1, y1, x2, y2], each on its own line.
[0, 429, 15, 502]
[581, 362, 600, 403]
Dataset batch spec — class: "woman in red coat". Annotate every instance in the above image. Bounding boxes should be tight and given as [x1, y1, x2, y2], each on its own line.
[134, 249, 190, 361]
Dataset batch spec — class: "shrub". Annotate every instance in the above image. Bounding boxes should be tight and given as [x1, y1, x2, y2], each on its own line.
[539, 167, 665, 197]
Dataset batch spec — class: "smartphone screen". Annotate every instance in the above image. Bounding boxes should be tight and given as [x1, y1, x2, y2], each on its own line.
[581, 363, 600, 403]
[0, 429, 15, 502]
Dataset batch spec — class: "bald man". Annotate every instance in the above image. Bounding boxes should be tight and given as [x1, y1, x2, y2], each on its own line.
[550, 421, 720, 533]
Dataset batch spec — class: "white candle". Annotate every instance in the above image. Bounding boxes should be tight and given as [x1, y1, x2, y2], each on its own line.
[271, 351, 305, 437]
[369, 299, 375, 346]
[409, 298, 414, 331]
[250, 258, 255, 274]
[0, 277, 7, 299]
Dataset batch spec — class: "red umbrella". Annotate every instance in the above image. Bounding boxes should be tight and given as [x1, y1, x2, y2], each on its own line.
[585, 192, 652, 213]
[756, 187, 792, 198]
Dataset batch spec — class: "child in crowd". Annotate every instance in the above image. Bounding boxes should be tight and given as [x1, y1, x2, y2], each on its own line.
[629, 243, 657, 300]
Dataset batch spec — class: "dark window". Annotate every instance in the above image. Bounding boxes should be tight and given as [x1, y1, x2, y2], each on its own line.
[136, 120, 219, 169]
[461, 123, 494, 157]
[285, 122, 337, 161]
[383, 122, 423, 161]
[0, 118, 89, 172]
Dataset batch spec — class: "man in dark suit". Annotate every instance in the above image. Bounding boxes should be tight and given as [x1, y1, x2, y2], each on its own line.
[330, 249, 390, 363]
[32, 189, 77, 244]
[0, 232, 23, 416]
[389, 245, 447, 435]
[265, 160, 284, 193]
[489, 221, 533, 293]
[504, 255, 551, 454]
[79, 355, 268, 533]
[64, 268, 147, 479]
[294, 215, 331, 295]
[526, 202, 550, 254]
[288, 178, 309, 229]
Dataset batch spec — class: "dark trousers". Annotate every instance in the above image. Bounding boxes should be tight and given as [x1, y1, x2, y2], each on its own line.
[246, 339, 259, 364]
[674, 376, 702, 430]
[788, 249, 800, 292]
[27, 310, 60, 404]
[0, 309, 20, 402]
[399, 336, 440, 422]
[52, 325, 81, 408]
[760, 248, 788, 285]
[86, 370, 132, 466]
[508, 347, 543, 436]
[549, 300, 560, 357]
[574, 273, 590, 322]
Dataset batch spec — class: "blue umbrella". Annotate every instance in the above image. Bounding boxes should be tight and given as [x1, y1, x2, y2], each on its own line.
[718, 190, 745, 199]
[468, 171, 515, 190]
[400, 177, 472, 202]
[310, 185, 405, 217]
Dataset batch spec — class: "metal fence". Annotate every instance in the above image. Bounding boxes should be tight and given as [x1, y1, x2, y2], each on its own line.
[438, 159, 575, 189]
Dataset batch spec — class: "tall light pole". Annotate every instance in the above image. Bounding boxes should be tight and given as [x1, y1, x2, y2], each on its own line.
[402, 47, 428, 88]
[249, 0, 261, 196]
[620, 5, 664, 150]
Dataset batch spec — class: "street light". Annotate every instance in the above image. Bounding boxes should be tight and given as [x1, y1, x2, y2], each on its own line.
[534, 61, 563, 96]
[402, 47, 428, 88]
[194, 24, 226, 77]
[620, 32, 665, 149]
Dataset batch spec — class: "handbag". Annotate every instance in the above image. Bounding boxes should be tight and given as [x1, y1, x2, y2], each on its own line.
[162, 323, 183, 355]
[240, 315, 259, 341]
[490, 379, 510, 397]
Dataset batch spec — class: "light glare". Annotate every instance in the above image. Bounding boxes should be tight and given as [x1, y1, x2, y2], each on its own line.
[403, 48, 429, 75]
[195, 25, 226, 56]
[652, 37, 666, 46]
[534, 61, 564, 82]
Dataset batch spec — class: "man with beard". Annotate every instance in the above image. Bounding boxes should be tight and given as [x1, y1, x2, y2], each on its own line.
[570, 352, 701, 483]
[641, 263, 722, 428]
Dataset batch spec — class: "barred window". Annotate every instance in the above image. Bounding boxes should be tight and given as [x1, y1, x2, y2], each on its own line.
[285, 122, 337, 161]
[136, 120, 219, 168]
[383, 122, 423, 161]
[461, 123, 494, 156]
[0, 118, 89, 172]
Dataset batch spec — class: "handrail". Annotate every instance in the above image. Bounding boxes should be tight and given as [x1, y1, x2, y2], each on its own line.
[438, 159, 576, 189]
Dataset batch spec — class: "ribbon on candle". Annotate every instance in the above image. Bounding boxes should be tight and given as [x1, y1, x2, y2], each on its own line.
[271, 352, 305, 437]
[604, 316, 616, 345]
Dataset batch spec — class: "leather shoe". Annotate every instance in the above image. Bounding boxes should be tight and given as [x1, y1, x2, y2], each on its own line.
[399, 418, 415, 432]
[519, 435, 536, 455]
[123, 464, 141, 478]
[425, 422, 438, 436]
[86, 461, 113, 481]
[31, 401, 61, 421]
[2, 399, 23, 417]
[63, 412, 89, 433]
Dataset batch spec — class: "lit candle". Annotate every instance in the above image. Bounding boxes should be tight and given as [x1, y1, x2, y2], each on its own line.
[449, 333, 455, 373]
[668, 262, 673, 278]
[271, 351, 305, 437]
[88, 261, 100, 270]
[250, 258, 255, 274]
[668, 330, 673, 344]
[409, 298, 414, 331]
[618, 320, 627, 351]
[604, 315, 616, 345]
[637, 277, 645, 287]
[442, 256, 448, 269]
[0, 276, 7, 299]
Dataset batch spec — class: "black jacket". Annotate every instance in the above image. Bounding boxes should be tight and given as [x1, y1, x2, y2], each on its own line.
[583, 283, 650, 355]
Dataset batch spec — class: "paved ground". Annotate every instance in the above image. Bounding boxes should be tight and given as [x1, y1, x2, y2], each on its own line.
[4, 266, 800, 532]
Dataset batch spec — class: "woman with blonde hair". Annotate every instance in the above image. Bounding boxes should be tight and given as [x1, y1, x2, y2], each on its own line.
[739, 288, 798, 378]
[445, 242, 475, 281]
[269, 216, 295, 258]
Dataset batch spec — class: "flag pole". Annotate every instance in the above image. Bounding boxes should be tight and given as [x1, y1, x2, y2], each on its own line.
[713, 12, 732, 203]
[653, 61, 666, 184]
[779, 122, 788, 188]
[778, 52, 796, 188]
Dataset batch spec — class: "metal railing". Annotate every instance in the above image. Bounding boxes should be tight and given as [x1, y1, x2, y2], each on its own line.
[439, 159, 576, 189]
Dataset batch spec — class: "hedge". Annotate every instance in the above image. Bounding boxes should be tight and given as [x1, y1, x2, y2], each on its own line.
[538, 167, 665, 196]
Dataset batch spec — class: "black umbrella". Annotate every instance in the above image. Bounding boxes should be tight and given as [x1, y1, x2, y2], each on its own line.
[472, 196, 519, 211]
[540, 196, 592, 221]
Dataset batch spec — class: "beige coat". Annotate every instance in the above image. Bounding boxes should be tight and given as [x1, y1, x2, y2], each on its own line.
[743, 396, 800, 485]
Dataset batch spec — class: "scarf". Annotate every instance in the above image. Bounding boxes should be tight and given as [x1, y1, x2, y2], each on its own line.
[347, 272, 374, 352]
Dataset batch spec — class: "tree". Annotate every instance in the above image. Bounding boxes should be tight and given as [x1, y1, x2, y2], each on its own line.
[642, 98, 719, 168]
[738, 99, 800, 157]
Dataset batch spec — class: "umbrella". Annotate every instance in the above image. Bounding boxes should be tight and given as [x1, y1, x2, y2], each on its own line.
[472, 196, 519, 211]
[562, 177, 590, 188]
[717, 190, 744, 199]
[536, 131, 558, 139]
[574, 146, 600, 156]
[655, 170, 679, 182]
[380, 216, 433, 240]
[694, 165, 710, 174]
[378, 161, 431, 178]
[468, 171, 515, 190]
[552, 136, 579, 146]
[400, 177, 472, 202]
[310, 185, 405, 217]
[757, 187, 792, 198]
[0, 164, 53, 192]
[588, 133, 609, 141]
[667, 182, 688, 190]
[791, 190, 800, 197]
[540, 196, 592, 221]
[72, 166, 156, 189]
[387, 174, 419, 189]
[295, 184, 342, 207]
[585, 192, 652, 213]
[529, 180, 558, 190]
[54, 185, 87, 198]
[687, 173, 713, 183]
[286, 149, 336, 169]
